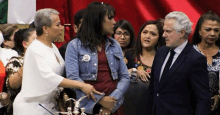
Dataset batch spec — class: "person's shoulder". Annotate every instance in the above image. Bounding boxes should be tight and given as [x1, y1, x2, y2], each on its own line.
[157, 46, 169, 52]
[6, 56, 23, 69]
[65, 38, 83, 52]
[185, 44, 207, 64]
[68, 38, 81, 46]
[27, 39, 39, 52]
[188, 45, 204, 58]
[108, 37, 121, 48]
[108, 37, 118, 44]
[125, 49, 135, 56]
[1, 48, 18, 55]
[52, 43, 58, 48]
[26, 39, 47, 56]
[1, 48, 18, 59]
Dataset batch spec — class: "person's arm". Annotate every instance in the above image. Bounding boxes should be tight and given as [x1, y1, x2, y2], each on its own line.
[59, 78, 103, 101]
[65, 39, 105, 114]
[8, 67, 23, 89]
[211, 94, 219, 111]
[107, 42, 130, 113]
[190, 56, 211, 115]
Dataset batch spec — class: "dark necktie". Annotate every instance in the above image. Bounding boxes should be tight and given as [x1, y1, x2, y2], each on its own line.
[160, 50, 175, 80]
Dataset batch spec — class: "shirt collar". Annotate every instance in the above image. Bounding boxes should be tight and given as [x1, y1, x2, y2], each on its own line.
[173, 40, 188, 55]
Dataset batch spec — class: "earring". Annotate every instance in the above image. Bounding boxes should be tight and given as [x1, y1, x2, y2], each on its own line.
[199, 34, 201, 38]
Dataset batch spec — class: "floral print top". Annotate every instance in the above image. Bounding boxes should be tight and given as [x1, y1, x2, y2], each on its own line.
[193, 45, 219, 96]
[134, 57, 151, 74]
[5, 56, 23, 115]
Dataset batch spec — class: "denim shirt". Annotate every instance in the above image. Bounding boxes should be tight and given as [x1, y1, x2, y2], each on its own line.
[65, 37, 130, 114]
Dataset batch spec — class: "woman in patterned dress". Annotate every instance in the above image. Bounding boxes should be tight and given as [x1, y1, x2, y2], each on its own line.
[126, 19, 165, 82]
[192, 11, 220, 115]
[123, 19, 165, 115]
[3, 28, 36, 115]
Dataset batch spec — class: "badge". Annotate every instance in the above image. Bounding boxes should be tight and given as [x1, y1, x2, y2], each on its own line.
[82, 54, 90, 62]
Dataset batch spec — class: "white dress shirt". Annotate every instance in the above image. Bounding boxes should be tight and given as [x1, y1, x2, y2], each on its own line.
[159, 40, 188, 81]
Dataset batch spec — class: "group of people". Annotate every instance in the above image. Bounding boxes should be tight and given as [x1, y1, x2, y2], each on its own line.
[0, 1, 220, 115]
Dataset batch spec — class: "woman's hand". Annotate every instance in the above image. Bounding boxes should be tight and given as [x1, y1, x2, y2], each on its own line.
[211, 95, 219, 111]
[99, 107, 111, 115]
[137, 70, 150, 82]
[99, 96, 117, 111]
[80, 83, 103, 101]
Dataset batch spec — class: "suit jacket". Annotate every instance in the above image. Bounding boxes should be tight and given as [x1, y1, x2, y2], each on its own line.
[147, 43, 211, 115]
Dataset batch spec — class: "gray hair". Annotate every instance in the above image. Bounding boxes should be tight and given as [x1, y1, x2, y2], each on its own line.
[165, 11, 192, 38]
[34, 8, 59, 36]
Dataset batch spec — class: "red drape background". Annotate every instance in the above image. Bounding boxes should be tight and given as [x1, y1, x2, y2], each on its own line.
[36, 0, 220, 48]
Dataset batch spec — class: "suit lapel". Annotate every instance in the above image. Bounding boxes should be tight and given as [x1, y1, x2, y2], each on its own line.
[159, 43, 192, 90]
[154, 47, 170, 85]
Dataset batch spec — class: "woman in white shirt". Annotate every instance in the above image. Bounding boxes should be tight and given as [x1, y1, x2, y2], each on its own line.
[13, 8, 102, 115]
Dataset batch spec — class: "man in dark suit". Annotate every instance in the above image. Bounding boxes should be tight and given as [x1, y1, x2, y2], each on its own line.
[147, 11, 211, 115]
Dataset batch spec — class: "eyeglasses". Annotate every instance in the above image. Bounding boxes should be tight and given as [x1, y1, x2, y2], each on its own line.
[115, 31, 130, 38]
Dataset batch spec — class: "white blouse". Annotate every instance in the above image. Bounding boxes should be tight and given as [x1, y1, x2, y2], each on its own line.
[13, 39, 64, 115]
[0, 48, 18, 66]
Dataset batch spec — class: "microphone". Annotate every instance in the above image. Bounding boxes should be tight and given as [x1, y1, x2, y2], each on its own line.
[39, 103, 54, 115]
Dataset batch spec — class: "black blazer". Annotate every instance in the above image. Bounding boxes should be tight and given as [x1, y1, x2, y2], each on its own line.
[147, 43, 211, 115]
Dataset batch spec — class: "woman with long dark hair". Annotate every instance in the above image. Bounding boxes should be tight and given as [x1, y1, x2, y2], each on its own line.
[113, 19, 135, 54]
[65, 2, 130, 115]
[123, 19, 165, 115]
[192, 11, 220, 115]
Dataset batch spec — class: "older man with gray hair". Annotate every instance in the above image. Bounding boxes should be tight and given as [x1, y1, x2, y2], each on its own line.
[147, 11, 211, 115]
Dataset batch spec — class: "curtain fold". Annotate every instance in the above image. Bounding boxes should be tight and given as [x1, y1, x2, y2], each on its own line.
[35, 0, 220, 48]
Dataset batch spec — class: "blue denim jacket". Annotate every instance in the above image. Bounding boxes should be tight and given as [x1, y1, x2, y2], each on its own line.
[65, 37, 130, 114]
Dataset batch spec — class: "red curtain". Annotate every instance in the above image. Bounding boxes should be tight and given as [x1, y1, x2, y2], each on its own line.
[36, 0, 71, 48]
[36, 0, 220, 48]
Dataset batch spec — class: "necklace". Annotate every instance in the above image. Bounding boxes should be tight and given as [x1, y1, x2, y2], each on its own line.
[198, 44, 219, 57]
